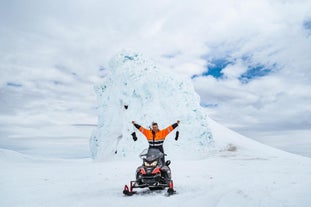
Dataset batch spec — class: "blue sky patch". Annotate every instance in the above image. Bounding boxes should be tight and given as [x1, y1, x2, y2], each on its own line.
[7, 82, 22, 87]
[192, 55, 275, 83]
[239, 64, 274, 83]
[192, 58, 232, 79]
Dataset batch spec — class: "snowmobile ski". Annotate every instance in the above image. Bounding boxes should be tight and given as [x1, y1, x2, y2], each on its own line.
[123, 184, 136, 196]
[166, 188, 176, 196]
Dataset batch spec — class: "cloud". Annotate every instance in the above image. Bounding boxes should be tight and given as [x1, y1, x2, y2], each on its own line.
[0, 0, 310, 144]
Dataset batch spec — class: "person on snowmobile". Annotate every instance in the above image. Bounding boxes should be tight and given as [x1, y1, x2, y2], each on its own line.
[131, 120, 180, 164]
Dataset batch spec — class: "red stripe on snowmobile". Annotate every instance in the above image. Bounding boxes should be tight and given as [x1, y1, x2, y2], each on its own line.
[140, 168, 146, 174]
[152, 167, 161, 174]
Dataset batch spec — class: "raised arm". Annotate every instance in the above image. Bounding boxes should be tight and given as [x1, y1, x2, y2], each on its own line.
[132, 121, 150, 137]
[161, 120, 180, 137]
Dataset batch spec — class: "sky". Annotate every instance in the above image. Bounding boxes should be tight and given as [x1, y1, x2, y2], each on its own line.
[0, 0, 311, 151]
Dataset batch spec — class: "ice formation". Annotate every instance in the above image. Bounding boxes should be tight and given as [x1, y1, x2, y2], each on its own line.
[90, 51, 213, 160]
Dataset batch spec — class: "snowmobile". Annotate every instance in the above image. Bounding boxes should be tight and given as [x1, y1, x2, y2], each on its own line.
[123, 148, 176, 196]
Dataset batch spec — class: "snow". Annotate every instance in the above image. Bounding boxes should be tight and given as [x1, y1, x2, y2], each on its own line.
[1, 52, 311, 207]
[1, 122, 311, 207]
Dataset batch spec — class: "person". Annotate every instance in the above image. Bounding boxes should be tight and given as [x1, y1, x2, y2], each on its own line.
[131, 120, 180, 164]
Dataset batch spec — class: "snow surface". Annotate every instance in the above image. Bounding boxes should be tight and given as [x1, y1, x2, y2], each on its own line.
[1, 52, 311, 207]
[1, 119, 311, 207]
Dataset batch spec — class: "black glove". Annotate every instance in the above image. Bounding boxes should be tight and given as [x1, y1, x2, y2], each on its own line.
[134, 123, 141, 130]
[175, 131, 179, 141]
[131, 132, 137, 141]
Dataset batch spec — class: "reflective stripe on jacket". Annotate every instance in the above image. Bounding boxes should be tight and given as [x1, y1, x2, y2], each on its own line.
[138, 125, 174, 147]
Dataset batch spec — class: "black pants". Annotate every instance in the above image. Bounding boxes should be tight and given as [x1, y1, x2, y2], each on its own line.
[148, 145, 165, 165]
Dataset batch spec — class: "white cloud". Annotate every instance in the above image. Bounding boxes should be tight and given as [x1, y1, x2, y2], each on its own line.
[222, 62, 248, 79]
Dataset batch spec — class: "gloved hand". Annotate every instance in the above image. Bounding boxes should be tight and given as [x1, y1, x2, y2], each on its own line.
[131, 132, 137, 141]
[175, 131, 179, 141]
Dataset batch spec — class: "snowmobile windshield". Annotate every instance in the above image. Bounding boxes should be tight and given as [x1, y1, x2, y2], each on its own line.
[139, 148, 165, 162]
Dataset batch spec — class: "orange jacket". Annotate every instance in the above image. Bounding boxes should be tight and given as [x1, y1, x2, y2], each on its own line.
[134, 123, 178, 146]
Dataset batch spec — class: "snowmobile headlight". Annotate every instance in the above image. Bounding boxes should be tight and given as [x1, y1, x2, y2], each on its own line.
[144, 161, 158, 167]
[150, 161, 157, 166]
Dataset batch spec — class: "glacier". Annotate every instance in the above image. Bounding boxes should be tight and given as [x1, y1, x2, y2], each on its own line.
[90, 51, 213, 160]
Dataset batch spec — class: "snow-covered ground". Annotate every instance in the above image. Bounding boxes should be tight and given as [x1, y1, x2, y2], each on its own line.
[1, 118, 311, 207]
[250, 131, 311, 158]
